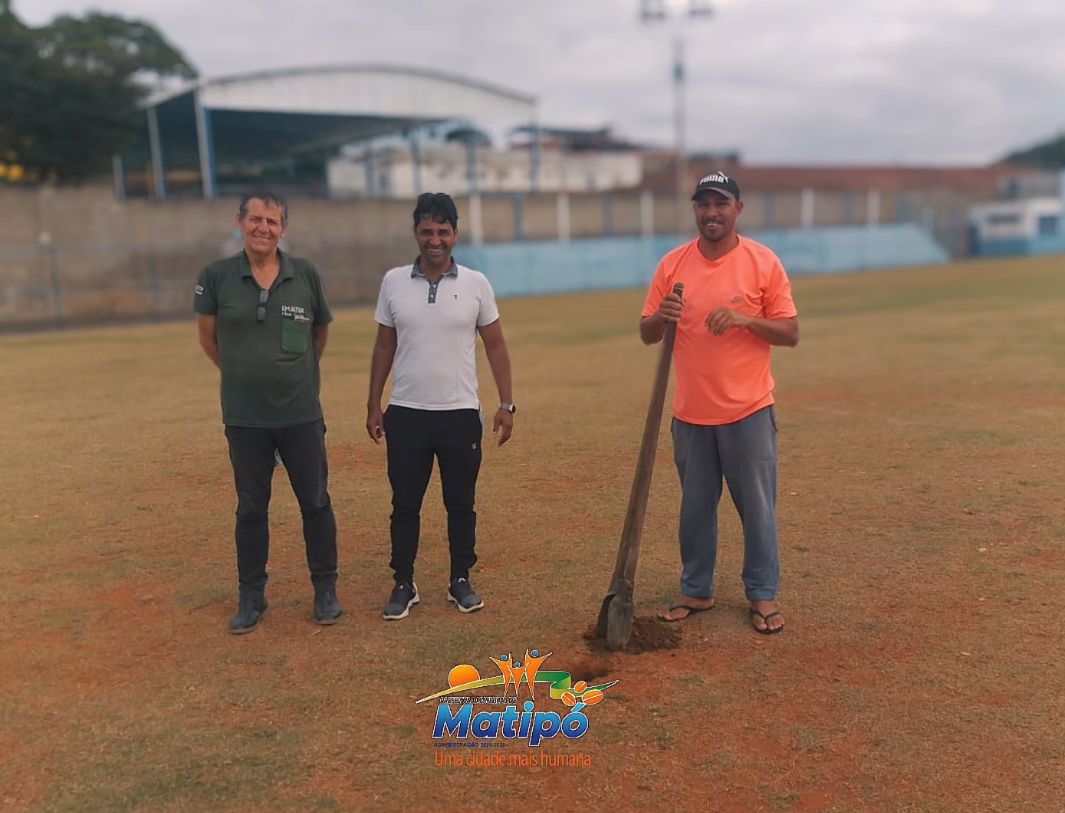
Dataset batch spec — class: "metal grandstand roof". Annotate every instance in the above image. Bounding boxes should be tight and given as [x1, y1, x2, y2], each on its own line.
[122, 64, 537, 199]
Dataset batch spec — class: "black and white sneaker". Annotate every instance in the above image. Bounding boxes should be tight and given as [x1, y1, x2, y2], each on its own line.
[383, 581, 419, 620]
[447, 577, 484, 613]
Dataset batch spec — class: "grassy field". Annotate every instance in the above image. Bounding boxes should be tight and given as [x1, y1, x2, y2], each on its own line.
[1, 255, 1064, 812]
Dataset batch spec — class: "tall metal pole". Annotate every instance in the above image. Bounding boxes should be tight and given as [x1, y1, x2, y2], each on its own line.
[673, 33, 686, 229]
[641, 1, 713, 232]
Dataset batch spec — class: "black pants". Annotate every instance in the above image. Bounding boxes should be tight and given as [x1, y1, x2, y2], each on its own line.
[384, 406, 482, 583]
[224, 418, 338, 592]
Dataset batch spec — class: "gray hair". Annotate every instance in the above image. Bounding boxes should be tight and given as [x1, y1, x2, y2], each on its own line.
[238, 188, 288, 227]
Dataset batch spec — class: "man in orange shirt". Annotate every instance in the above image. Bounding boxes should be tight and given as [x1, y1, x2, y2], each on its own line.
[641, 171, 798, 634]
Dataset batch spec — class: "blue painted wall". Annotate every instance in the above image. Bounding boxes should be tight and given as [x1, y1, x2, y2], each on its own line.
[975, 234, 1065, 257]
[457, 224, 949, 298]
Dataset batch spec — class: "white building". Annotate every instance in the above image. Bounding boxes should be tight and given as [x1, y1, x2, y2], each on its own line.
[326, 141, 643, 198]
[969, 197, 1062, 242]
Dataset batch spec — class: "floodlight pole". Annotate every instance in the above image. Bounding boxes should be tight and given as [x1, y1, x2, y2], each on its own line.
[672, 33, 686, 224]
[641, 0, 714, 230]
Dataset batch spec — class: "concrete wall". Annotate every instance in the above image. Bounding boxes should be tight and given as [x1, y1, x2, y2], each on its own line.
[0, 182, 981, 330]
[0, 183, 988, 246]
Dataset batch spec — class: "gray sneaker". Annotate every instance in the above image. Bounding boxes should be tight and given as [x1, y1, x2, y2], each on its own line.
[383, 581, 419, 620]
[447, 577, 484, 613]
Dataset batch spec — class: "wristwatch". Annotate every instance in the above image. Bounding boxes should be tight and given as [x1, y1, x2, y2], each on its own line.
[498, 403, 517, 414]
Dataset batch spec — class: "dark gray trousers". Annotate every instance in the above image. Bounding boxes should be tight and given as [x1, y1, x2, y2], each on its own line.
[672, 406, 780, 601]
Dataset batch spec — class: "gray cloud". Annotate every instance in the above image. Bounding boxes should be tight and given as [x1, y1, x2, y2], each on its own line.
[18, 0, 1065, 164]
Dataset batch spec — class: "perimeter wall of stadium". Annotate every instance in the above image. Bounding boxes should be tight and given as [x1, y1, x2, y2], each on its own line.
[0, 182, 979, 331]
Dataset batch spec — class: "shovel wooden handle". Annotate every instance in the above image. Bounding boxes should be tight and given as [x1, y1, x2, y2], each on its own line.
[610, 281, 684, 584]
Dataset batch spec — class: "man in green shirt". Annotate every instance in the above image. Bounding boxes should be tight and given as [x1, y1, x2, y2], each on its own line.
[194, 190, 341, 634]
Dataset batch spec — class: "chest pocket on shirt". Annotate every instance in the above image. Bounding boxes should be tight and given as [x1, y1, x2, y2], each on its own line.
[739, 289, 766, 316]
[281, 313, 311, 354]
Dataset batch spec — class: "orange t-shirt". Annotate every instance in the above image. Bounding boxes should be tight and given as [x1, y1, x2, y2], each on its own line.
[641, 235, 797, 426]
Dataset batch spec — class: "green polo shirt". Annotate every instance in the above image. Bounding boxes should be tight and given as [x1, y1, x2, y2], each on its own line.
[194, 250, 333, 428]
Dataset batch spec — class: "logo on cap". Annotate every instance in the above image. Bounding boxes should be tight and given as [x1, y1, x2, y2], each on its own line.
[692, 170, 740, 201]
[699, 172, 730, 185]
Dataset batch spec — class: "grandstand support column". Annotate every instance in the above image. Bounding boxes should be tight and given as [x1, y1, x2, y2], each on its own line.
[801, 187, 815, 228]
[146, 105, 166, 200]
[603, 195, 614, 235]
[194, 90, 217, 200]
[469, 194, 484, 245]
[867, 188, 881, 226]
[111, 155, 126, 200]
[640, 190, 655, 238]
[557, 193, 571, 242]
[512, 194, 525, 241]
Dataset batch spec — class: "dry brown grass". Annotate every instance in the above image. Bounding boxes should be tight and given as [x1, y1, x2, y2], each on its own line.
[1, 255, 1064, 812]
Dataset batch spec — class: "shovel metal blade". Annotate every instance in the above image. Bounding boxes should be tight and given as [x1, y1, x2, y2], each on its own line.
[596, 578, 635, 650]
[595, 574, 628, 638]
[604, 589, 635, 651]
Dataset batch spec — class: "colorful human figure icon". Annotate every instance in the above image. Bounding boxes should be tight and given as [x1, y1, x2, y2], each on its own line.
[491, 648, 554, 699]
[490, 653, 516, 697]
[522, 648, 551, 700]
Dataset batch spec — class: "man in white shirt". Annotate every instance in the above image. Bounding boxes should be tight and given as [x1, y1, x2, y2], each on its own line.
[367, 192, 515, 620]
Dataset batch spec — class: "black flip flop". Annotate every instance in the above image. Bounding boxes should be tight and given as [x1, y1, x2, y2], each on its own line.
[750, 608, 784, 635]
[659, 602, 714, 623]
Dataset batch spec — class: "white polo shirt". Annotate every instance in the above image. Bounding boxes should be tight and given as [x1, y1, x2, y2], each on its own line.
[374, 261, 500, 410]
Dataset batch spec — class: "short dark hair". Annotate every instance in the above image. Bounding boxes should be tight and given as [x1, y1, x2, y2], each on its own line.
[238, 188, 288, 227]
[413, 192, 458, 230]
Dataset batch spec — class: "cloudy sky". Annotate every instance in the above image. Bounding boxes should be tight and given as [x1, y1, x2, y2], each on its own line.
[19, 0, 1065, 165]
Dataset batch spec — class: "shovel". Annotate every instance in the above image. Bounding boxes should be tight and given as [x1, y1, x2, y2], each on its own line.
[596, 282, 683, 650]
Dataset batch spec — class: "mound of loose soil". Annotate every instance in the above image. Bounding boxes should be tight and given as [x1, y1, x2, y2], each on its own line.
[583, 615, 682, 654]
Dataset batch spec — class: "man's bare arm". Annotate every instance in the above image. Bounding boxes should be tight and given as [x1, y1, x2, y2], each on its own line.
[198, 315, 220, 368]
[366, 325, 398, 443]
[706, 310, 799, 347]
[477, 319, 514, 445]
[640, 290, 684, 345]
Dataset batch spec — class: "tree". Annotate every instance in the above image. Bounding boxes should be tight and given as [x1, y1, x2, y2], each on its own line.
[1003, 133, 1065, 169]
[0, 5, 38, 170]
[0, 5, 196, 182]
